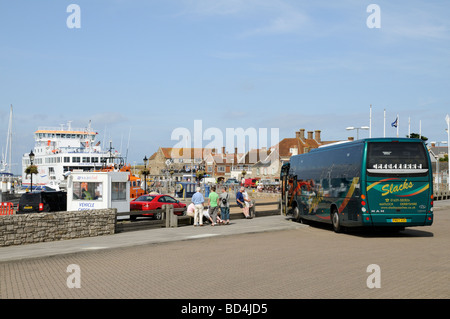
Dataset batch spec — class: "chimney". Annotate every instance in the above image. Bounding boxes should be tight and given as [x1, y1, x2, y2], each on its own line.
[307, 131, 313, 140]
[315, 130, 321, 143]
[222, 146, 226, 154]
[212, 148, 216, 155]
[234, 147, 238, 154]
[348, 137, 354, 141]
[299, 129, 305, 140]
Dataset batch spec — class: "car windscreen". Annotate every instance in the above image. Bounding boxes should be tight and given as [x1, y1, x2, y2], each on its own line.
[135, 195, 156, 202]
[366, 142, 429, 176]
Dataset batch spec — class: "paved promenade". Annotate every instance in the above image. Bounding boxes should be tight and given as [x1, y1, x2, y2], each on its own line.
[1, 200, 449, 301]
[1, 199, 449, 263]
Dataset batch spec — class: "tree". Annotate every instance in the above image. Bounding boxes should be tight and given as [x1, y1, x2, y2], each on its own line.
[407, 133, 428, 144]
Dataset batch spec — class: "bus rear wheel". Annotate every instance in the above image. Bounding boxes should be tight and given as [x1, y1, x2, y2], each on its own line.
[331, 209, 342, 233]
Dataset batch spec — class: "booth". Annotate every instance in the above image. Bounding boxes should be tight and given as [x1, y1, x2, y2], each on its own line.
[175, 182, 197, 199]
[67, 171, 130, 217]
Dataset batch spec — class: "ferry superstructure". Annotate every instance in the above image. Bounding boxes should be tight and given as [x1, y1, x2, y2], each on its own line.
[22, 122, 121, 190]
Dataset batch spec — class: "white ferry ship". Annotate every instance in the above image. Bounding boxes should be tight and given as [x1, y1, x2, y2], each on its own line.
[21, 121, 122, 190]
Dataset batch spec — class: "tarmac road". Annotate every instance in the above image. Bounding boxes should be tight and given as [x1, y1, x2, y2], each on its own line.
[1, 202, 449, 301]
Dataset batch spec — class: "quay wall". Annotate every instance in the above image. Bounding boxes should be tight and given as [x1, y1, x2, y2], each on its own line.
[0, 209, 116, 247]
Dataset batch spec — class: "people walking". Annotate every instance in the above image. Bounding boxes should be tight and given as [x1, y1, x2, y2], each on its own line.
[191, 187, 204, 226]
[208, 186, 220, 226]
[219, 187, 230, 224]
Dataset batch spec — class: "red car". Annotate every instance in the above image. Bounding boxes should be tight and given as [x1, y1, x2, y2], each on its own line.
[130, 194, 186, 220]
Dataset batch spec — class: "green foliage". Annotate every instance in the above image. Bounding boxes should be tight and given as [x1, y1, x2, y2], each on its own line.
[24, 165, 38, 177]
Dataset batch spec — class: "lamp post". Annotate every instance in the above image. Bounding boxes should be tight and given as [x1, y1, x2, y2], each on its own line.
[143, 155, 148, 194]
[346, 126, 370, 140]
[446, 114, 450, 190]
[29, 150, 35, 192]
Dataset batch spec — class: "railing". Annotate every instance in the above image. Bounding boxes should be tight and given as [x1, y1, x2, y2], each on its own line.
[115, 205, 187, 232]
[115, 200, 281, 233]
[0, 202, 15, 215]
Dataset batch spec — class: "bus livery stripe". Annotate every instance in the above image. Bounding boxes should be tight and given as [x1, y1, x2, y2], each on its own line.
[366, 178, 399, 191]
[338, 177, 359, 214]
[396, 184, 429, 197]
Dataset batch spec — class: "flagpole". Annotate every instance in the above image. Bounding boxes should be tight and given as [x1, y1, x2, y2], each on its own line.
[408, 117, 411, 138]
[369, 104, 372, 138]
[397, 114, 399, 137]
[420, 120, 422, 139]
[384, 109, 386, 137]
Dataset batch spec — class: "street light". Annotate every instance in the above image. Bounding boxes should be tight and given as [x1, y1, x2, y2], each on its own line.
[446, 114, 450, 190]
[346, 126, 370, 140]
[143, 155, 148, 194]
[29, 150, 35, 192]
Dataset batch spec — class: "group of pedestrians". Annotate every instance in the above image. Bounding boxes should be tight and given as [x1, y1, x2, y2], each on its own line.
[188, 186, 253, 226]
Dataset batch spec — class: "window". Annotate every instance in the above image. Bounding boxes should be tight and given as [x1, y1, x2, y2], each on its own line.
[82, 157, 90, 163]
[72, 182, 103, 201]
[64, 157, 70, 163]
[112, 182, 127, 201]
[72, 157, 80, 163]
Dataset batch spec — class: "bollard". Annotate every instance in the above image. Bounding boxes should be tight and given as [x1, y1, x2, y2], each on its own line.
[164, 205, 178, 228]
[249, 200, 256, 218]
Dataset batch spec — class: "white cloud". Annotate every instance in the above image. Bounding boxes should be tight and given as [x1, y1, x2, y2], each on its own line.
[240, 11, 309, 37]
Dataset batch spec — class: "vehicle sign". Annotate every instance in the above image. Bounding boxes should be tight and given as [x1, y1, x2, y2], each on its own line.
[390, 218, 408, 223]
[24, 206, 33, 209]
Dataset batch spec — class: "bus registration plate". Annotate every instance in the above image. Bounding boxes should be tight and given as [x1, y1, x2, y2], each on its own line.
[390, 218, 407, 223]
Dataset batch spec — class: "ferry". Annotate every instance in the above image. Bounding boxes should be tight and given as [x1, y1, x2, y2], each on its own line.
[21, 121, 127, 191]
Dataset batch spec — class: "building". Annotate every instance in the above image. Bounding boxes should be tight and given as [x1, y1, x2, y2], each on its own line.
[147, 129, 342, 183]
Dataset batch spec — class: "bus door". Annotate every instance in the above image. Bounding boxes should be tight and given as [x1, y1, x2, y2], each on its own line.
[280, 163, 290, 215]
[364, 141, 433, 227]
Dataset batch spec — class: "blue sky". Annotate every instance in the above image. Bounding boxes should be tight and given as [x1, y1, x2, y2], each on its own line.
[1, 0, 449, 174]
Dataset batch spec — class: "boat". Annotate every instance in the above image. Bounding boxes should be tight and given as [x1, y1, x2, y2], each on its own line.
[21, 121, 146, 199]
[21, 121, 123, 191]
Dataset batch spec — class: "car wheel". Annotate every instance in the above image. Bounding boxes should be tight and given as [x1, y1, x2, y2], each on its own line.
[153, 209, 162, 220]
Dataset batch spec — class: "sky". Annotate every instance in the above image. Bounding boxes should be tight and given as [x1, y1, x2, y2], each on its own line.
[1, 0, 449, 175]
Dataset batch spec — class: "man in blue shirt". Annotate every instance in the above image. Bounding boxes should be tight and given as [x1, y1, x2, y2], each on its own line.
[191, 187, 205, 226]
[236, 187, 252, 219]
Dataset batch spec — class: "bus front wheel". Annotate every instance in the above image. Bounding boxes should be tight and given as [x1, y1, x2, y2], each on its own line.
[292, 207, 300, 221]
[331, 209, 342, 233]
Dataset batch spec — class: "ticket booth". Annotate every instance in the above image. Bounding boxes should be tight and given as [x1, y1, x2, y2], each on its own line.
[67, 171, 130, 216]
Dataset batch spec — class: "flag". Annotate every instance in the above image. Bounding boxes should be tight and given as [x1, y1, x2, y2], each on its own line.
[391, 117, 398, 128]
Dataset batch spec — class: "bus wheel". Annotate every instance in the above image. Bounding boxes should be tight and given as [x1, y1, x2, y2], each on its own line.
[331, 209, 342, 233]
[293, 207, 300, 221]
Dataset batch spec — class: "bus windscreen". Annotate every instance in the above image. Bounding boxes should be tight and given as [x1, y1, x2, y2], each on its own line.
[366, 142, 428, 175]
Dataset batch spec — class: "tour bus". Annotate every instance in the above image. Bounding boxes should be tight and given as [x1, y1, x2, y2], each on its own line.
[280, 138, 433, 232]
